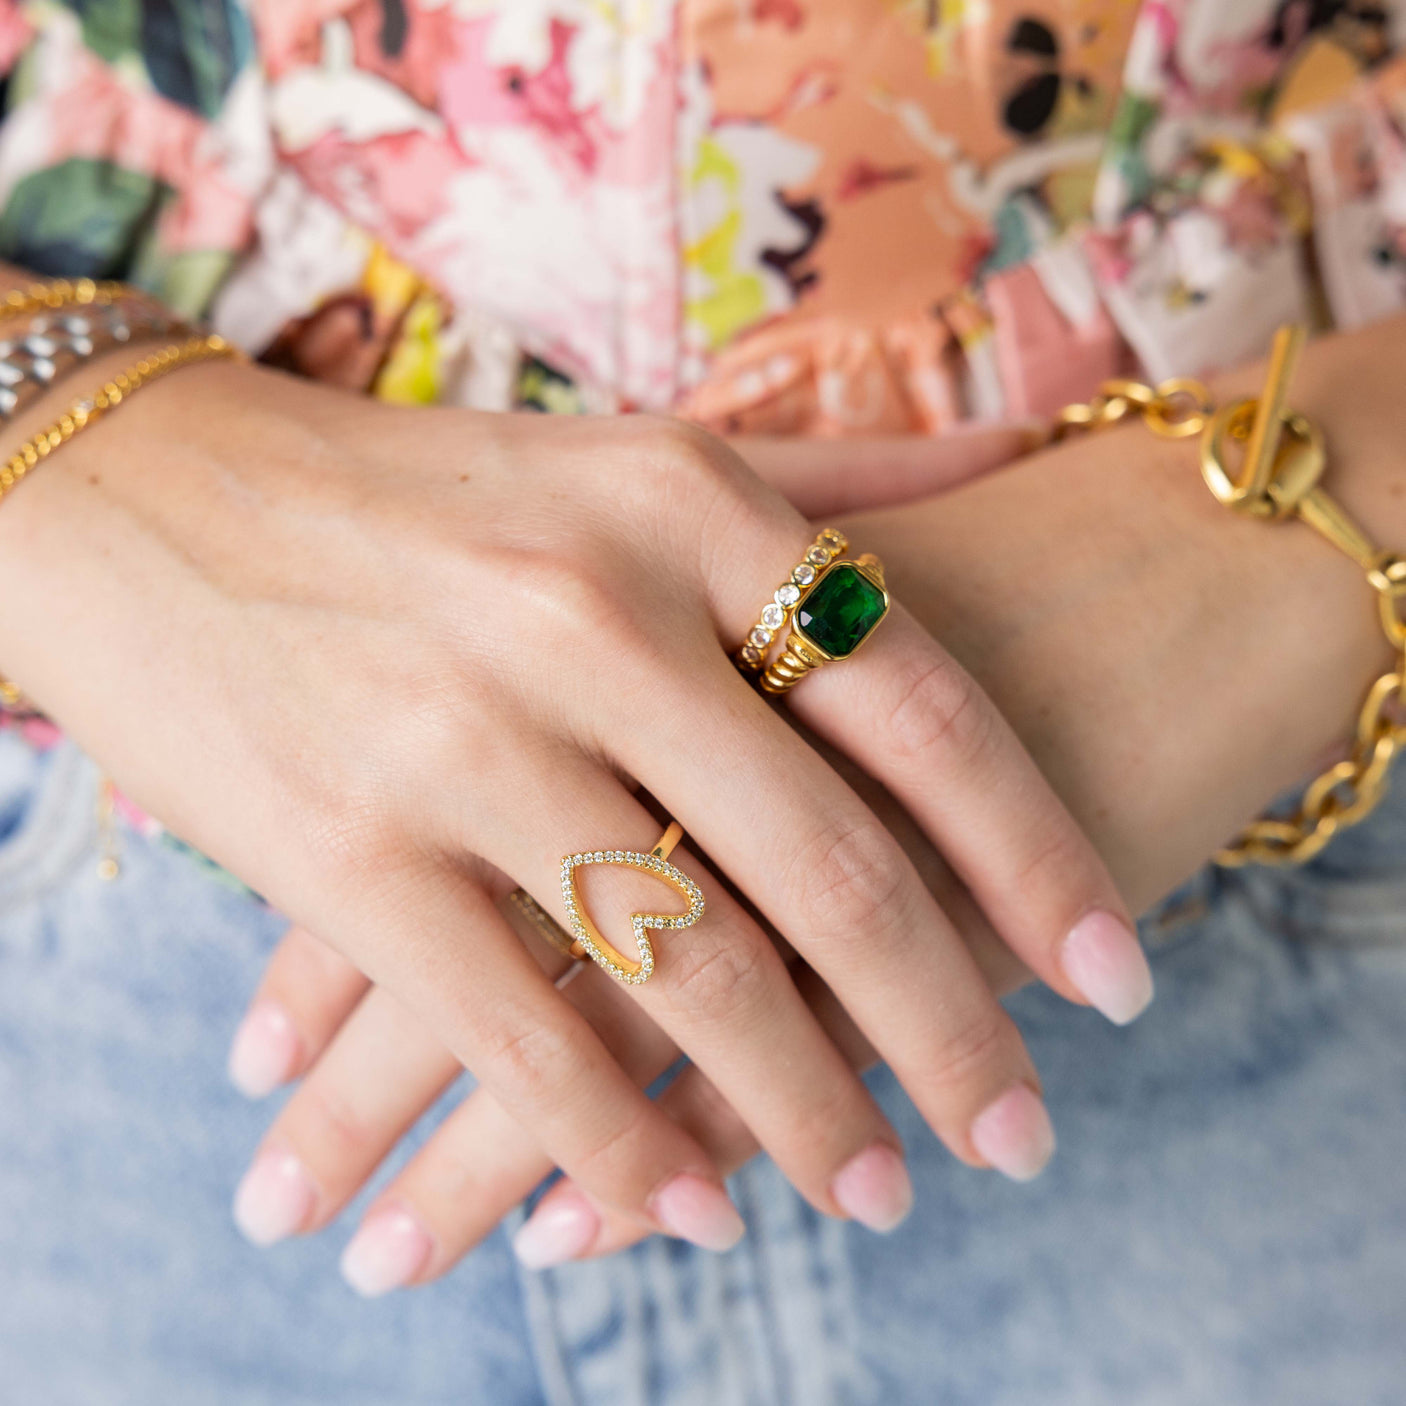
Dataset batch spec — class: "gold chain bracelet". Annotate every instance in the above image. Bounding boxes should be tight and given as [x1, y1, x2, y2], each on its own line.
[0, 331, 243, 885]
[0, 333, 241, 505]
[1058, 325, 1406, 868]
[0, 277, 136, 320]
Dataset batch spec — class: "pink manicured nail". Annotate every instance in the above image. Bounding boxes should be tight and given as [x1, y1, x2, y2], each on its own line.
[649, 1174, 745, 1253]
[512, 1190, 600, 1270]
[1062, 910, 1155, 1025]
[340, 1205, 433, 1298]
[227, 1001, 300, 1099]
[232, 1148, 315, 1246]
[831, 1143, 913, 1233]
[970, 1085, 1056, 1182]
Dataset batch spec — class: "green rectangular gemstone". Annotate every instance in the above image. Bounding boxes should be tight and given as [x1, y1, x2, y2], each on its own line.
[795, 562, 888, 659]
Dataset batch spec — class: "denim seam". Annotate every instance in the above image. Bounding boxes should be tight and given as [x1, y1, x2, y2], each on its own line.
[0, 742, 99, 913]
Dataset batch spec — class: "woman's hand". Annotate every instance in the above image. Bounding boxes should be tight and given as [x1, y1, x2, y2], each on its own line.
[224, 314, 1406, 1290]
[0, 355, 1135, 1252]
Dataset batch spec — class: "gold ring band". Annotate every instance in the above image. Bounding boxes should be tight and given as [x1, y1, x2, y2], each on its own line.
[735, 528, 849, 673]
[508, 888, 580, 962]
[558, 821, 704, 984]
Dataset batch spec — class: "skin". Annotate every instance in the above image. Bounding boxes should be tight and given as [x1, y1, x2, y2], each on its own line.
[0, 271, 1133, 1251]
[231, 312, 1406, 1280]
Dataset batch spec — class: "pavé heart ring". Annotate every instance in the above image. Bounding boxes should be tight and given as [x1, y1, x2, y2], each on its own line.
[556, 821, 705, 985]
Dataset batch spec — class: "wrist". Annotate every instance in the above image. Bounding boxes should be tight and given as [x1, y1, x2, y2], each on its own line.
[837, 320, 1406, 907]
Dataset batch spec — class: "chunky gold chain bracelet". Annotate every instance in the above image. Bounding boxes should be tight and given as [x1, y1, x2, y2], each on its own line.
[1058, 325, 1406, 868]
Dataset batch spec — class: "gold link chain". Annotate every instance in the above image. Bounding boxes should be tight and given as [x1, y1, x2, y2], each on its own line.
[1057, 325, 1406, 868]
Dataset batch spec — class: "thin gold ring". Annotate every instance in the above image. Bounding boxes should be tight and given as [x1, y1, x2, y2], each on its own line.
[508, 888, 580, 962]
[557, 822, 704, 985]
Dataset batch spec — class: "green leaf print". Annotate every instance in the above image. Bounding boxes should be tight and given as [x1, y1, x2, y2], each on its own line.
[59, 0, 252, 118]
[0, 158, 170, 280]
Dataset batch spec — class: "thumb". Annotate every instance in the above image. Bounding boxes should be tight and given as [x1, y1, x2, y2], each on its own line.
[732, 422, 1046, 517]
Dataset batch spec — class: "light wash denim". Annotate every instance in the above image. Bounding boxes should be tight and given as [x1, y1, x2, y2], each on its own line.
[2, 730, 1404, 1405]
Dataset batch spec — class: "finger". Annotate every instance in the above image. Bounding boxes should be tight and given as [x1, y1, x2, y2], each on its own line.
[531, 955, 1054, 1261]
[337, 955, 678, 1294]
[733, 424, 1043, 517]
[318, 858, 746, 1254]
[227, 923, 369, 1099]
[232, 984, 463, 1247]
[783, 604, 1154, 1025]
[703, 514, 1152, 1027]
[613, 650, 1052, 1176]
[484, 753, 909, 1224]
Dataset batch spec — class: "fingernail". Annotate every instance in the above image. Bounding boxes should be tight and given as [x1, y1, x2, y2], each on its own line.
[512, 1189, 600, 1270]
[970, 1084, 1056, 1182]
[340, 1204, 433, 1297]
[227, 1001, 300, 1099]
[649, 1173, 745, 1253]
[1062, 910, 1155, 1025]
[831, 1142, 913, 1233]
[232, 1148, 315, 1246]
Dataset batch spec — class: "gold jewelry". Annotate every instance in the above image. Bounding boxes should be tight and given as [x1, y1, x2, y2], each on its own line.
[735, 528, 849, 672]
[1058, 325, 1406, 868]
[759, 553, 892, 695]
[0, 278, 136, 323]
[559, 821, 704, 984]
[508, 888, 580, 962]
[0, 334, 242, 507]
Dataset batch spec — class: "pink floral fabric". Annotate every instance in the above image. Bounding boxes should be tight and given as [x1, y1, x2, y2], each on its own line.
[0, 0, 1403, 425]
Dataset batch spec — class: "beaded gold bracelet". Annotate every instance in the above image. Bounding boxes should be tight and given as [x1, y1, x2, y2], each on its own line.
[0, 277, 135, 321]
[0, 327, 244, 880]
[1057, 325, 1406, 868]
[0, 333, 242, 506]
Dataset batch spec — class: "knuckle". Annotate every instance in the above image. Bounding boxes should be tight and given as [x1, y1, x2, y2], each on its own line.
[793, 820, 909, 939]
[482, 1019, 579, 1111]
[886, 654, 998, 772]
[1010, 823, 1086, 898]
[566, 1097, 658, 1188]
[295, 1080, 373, 1165]
[634, 415, 736, 484]
[661, 931, 769, 1021]
[623, 416, 752, 522]
[921, 1009, 1012, 1098]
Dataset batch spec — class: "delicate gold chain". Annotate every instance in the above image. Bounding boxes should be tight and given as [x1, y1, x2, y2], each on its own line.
[0, 277, 135, 322]
[1058, 325, 1406, 867]
[0, 334, 241, 505]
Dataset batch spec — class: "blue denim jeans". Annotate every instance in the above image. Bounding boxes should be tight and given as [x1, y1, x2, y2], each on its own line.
[2, 731, 1404, 1405]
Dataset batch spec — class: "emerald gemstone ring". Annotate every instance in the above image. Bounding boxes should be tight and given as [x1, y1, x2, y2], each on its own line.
[757, 552, 891, 695]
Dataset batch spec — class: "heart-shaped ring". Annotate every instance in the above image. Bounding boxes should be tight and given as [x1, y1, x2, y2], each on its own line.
[559, 821, 705, 984]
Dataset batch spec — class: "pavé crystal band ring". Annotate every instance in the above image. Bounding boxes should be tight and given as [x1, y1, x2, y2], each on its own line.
[734, 528, 849, 674]
[557, 821, 705, 985]
[758, 553, 891, 695]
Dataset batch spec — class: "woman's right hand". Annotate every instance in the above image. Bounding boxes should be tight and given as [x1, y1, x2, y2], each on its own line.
[0, 355, 1141, 1248]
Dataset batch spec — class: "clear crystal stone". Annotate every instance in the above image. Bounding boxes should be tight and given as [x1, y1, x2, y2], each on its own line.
[806, 546, 830, 565]
[776, 583, 801, 607]
[793, 563, 817, 586]
[761, 603, 785, 629]
[741, 644, 762, 664]
[749, 626, 772, 648]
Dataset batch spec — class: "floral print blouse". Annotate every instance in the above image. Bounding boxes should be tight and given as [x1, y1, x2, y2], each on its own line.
[0, 0, 1402, 439]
